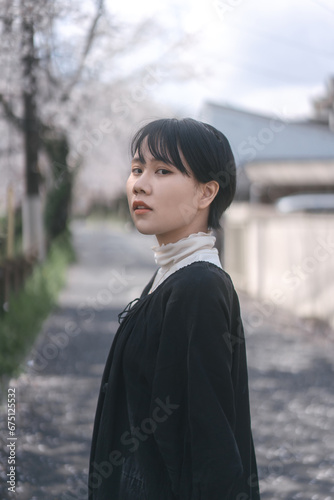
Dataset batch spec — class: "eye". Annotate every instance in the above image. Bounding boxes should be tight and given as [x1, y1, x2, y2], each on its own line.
[131, 167, 142, 174]
[156, 168, 171, 175]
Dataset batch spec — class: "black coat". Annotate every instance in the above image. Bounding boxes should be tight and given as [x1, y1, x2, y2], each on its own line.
[88, 262, 261, 499]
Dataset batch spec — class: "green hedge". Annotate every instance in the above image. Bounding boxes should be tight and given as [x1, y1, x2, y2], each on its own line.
[0, 228, 76, 378]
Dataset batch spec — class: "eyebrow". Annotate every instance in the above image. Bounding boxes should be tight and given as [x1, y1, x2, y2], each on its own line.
[131, 156, 145, 164]
[131, 157, 175, 166]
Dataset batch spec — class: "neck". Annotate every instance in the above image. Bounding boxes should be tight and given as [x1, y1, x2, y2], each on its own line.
[155, 223, 209, 246]
[155, 216, 208, 245]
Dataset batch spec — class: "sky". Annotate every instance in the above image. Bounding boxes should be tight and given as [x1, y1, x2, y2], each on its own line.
[106, 0, 334, 119]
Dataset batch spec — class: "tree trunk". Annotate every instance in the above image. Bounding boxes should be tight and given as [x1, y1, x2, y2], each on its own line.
[21, 1, 45, 260]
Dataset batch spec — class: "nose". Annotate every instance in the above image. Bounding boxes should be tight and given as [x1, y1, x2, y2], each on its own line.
[132, 172, 152, 194]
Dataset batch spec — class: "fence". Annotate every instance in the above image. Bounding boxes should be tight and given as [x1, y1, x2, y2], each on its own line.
[223, 203, 334, 331]
[0, 185, 39, 313]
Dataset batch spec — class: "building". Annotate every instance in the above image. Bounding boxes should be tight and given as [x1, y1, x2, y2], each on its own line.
[200, 102, 334, 202]
[200, 101, 334, 331]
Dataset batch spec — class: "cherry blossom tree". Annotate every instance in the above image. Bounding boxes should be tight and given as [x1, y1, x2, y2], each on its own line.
[0, 0, 200, 255]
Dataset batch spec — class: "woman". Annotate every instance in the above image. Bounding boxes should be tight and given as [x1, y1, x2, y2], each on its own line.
[88, 118, 261, 499]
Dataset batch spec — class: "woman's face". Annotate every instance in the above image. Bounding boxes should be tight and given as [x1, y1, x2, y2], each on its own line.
[126, 137, 209, 245]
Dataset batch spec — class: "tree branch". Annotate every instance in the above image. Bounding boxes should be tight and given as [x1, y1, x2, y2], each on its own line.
[0, 94, 24, 131]
[60, 0, 104, 102]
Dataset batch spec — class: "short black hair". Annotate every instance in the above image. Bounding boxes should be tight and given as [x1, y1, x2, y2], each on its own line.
[130, 118, 236, 229]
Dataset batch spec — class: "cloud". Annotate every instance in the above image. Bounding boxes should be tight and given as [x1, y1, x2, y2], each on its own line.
[107, 0, 334, 117]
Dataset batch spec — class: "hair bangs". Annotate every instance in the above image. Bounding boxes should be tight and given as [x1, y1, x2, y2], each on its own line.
[131, 120, 190, 176]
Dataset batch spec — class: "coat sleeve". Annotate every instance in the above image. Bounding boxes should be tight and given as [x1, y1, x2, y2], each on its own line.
[149, 269, 244, 500]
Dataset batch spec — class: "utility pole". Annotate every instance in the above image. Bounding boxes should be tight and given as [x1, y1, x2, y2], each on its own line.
[20, 0, 45, 260]
[313, 76, 334, 132]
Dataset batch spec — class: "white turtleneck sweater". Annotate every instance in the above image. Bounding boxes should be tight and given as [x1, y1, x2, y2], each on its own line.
[148, 231, 222, 294]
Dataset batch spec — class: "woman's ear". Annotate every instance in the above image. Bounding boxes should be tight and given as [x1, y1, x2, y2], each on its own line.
[198, 181, 219, 209]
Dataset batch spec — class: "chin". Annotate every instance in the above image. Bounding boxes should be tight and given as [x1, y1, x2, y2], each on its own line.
[133, 222, 156, 236]
[136, 228, 156, 236]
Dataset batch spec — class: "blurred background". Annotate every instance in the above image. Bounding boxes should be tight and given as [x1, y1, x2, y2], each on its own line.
[1, 0, 334, 341]
[0, 0, 334, 498]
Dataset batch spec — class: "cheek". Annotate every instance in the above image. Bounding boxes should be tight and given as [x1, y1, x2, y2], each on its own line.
[168, 180, 198, 206]
[158, 182, 184, 209]
[126, 177, 133, 199]
[159, 181, 198, 221]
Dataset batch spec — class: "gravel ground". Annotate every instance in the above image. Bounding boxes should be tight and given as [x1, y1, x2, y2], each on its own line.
[0, 219, 333, 500]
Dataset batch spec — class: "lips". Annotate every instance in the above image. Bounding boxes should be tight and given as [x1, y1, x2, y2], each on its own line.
[133, 200, 153, 211]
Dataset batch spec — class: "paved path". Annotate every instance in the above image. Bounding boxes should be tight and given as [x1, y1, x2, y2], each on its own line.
[0, 219, 333, 500]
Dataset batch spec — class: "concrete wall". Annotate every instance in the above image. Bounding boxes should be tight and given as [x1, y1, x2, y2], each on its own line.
[223, 203, 334, 330]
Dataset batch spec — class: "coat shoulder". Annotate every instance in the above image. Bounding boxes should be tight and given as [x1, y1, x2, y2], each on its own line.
[161, 261, 235, 301]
